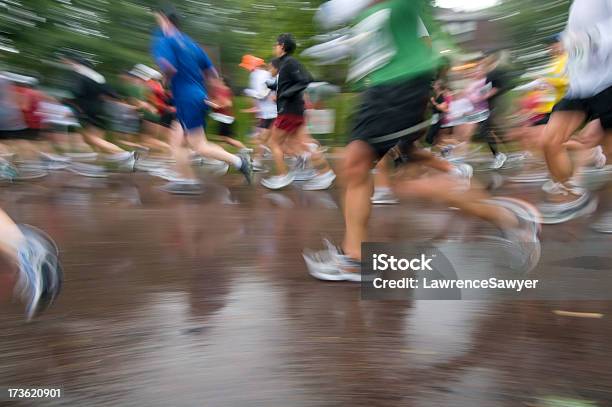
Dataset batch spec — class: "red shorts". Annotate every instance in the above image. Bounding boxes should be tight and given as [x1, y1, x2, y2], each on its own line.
[273, 114, 304, 134]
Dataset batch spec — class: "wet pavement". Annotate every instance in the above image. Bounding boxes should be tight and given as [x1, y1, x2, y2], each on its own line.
[1, 168, 612, 406]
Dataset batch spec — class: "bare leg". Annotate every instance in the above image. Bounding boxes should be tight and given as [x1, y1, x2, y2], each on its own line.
[394, 172, 518, 230]
[268, 126, 290, 175]
[341, 140, 376, 260]
[185, 127, 241, 167]
[542, 111, 587, 184]
[169, 121, 196, 180]
[0, 209, 24, 262]
[219, 136, 247, 150]
[82, 126, 126, 154]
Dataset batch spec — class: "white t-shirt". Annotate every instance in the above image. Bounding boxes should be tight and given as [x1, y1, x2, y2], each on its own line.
[246, 68, 277, 120]
[565, 0, 612, 97]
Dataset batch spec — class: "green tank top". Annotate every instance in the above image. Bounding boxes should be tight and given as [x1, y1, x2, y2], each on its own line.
[350, 0, 438, 88]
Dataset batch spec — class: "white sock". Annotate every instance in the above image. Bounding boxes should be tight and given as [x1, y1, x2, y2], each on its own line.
[375, 186, 391, 194]
[230, 155, 242, 169]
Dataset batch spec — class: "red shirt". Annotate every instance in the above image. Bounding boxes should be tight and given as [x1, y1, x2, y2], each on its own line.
[14, 86, 43, 129]
[146, 79, 171, 114]
[211, 84, 234, 117]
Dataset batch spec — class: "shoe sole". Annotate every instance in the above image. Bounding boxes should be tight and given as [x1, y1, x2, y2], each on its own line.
[539, 197, 598, 225]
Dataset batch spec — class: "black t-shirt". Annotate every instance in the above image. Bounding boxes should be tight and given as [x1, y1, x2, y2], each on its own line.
[486, 68, 510, 107]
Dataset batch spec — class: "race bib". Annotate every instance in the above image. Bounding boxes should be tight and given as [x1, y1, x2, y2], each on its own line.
[347, 9, 396, 82]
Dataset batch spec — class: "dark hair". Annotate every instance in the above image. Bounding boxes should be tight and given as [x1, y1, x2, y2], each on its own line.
[276, 33, 296, 55]
[270, 58, 281, 69]
[156, 4, 181, 28]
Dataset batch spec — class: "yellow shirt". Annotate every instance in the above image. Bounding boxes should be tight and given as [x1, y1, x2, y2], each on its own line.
[536, 53, 568, 114]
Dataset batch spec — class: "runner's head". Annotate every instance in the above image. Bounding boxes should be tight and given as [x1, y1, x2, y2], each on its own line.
[275, 33, 296, 57]
[154, 4, 181, 32]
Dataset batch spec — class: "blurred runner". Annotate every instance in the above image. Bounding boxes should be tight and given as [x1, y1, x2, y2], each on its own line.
[61, 53, 135, 177]
[241, 55, 277, 171]
[152, 6, 252, 194]
[539, 0, 612, 224]
[261, 33, 335, 191]
[209, 76, 247, 151]
[303, 0, 541, 281]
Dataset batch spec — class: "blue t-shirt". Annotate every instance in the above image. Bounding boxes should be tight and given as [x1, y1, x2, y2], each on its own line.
[151, 29, 213, 101]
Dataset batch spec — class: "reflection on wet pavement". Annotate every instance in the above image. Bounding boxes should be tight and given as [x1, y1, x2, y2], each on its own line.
[1, 171, 612, 406]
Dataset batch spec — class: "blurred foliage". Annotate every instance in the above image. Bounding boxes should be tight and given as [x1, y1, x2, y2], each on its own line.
[0, 0, 328, 87]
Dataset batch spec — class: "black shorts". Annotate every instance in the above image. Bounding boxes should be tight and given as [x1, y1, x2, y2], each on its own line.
[0, 129, 41, 140]
[351, 75, 432, 158]
[257, 118, 275, 130]
[219, 122, 234, 138]
[532, 114, 551, 127]
[79, 111, 105, 130]
[552, 85, 612, 129]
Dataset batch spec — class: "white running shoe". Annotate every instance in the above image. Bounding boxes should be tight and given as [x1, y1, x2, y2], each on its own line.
[490, 197, 542, 274]
[371, 189, 399, 205]
[149, 168, 183, 182]
[301, 170, 336, 191]
[294, 168, 317, 182]
[490, 153, 507, 169]
[538, 192, 598, 224]
[303, 240, 362, 282]
[261, 173, 295, 190]
[542, 180, 584, 196]
[592, 146, 607, 169]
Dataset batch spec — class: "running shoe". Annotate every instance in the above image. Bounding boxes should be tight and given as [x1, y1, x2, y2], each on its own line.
[15, 224, 63, 321]
[490, 197, 542, 274]
[261, 173, 295, 190]
[159, 180, 203, 195]
[12, 162, 49, 180]
[149, 168, 183, 182]
[301, 170, 336, 191]
[490, 153, 507, 170]
[303, 239, 362, 282]
[294, 168, 317, 182]
[538, 192, 598, 224]
[542, 180, 584, 196]
[591, 211, 612, 234]
[252, 159, 267, 173]
[68, 162, 108, 178]
[371, 189, 400, 205]
[0, 158, 19, 180]
[63, 152, 98, 162]
[106, 151, 134, 162]
[237, 152, 253, 184]
[591, 146, 606, 169]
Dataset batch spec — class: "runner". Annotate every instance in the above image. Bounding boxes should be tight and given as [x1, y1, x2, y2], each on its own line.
[303, 0, 541, 281]
[479, 51, 512, 169]
[241, 56, 278, 172]
[539, 0, 612, 224]
[261, 33, 335, 190]
[151, 6, 252, 194]
[61, 54, 133, 160]
[209, 76, 248, 151]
